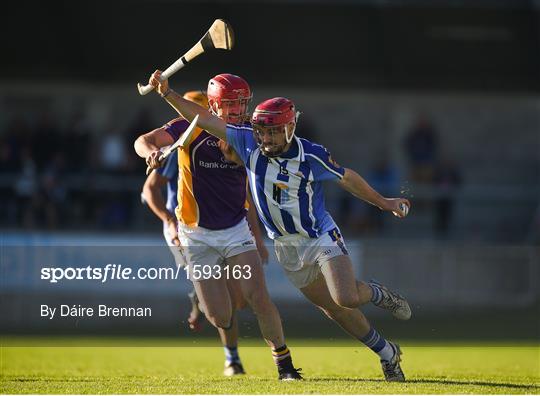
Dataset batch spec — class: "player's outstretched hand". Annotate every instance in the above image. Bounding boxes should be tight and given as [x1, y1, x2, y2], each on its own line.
[384, 198, 411, 218]
[149, 70, 169, 96]
[146, 150, 163, 171]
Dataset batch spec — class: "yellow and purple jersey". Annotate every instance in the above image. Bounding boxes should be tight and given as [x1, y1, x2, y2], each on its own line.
[164, 118, 248, 230]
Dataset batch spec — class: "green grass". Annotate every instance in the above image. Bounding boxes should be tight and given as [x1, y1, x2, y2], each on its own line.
[1, 337, 539, 394]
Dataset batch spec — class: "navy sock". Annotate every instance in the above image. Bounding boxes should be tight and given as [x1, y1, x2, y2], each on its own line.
[224, 346, 240, 364]
[369, 283, 383, 305]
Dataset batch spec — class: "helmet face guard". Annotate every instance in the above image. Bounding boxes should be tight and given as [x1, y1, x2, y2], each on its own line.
[207, 74, 252, 124]
[210, 94, 252, 124]
[252, 122, 296, 158]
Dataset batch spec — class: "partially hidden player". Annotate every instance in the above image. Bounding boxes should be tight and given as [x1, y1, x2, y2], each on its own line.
[141, 90, 263, 376]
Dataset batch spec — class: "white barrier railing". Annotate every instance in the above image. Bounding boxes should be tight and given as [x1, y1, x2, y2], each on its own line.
[1, 233, 538, 308]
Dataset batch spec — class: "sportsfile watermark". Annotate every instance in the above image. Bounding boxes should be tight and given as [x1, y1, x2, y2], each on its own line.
[40, 264, 252, 283]
[41, 264, 182, 283]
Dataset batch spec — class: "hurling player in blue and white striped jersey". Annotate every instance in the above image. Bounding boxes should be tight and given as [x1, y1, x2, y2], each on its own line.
[148, 71, 412, 382]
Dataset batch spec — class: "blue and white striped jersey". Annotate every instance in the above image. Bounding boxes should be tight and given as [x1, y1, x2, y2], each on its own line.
[226, 124, 345, 240]
[156, 151, 179, 213]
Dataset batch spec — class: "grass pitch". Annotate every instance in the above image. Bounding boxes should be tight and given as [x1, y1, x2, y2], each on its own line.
[1, 337, 538, 394]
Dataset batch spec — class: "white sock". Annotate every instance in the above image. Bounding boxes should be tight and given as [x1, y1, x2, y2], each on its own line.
[378, 341, 396, 361]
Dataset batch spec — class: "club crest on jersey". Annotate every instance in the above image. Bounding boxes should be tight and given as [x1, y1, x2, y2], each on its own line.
[272, 182, 289, 205]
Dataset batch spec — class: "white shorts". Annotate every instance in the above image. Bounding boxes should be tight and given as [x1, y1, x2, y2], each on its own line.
[163, 222, 186, 268]
[274, 228, 349, 289]
[178, 218, 257, 281]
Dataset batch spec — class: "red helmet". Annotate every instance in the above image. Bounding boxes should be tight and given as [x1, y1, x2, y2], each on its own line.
[207, 73, 252, 123]
[251, 97, 298, 157]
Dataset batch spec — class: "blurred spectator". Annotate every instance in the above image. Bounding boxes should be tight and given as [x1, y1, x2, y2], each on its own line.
[368, 152, 401, 198]
[2, 116, 33, 170]
[33, 111, 61, 167]
[14, 147, 40, 228]
[403, 114, 439, 184]
[42, 152, 68, 229]
[528, 202, 540, 243]
[94, 110, 123, 172]
[97, 108, 156, 173]
[0, 138, 18, 172]
[0, 135, 20, 224]
[433, 156, 461, 236]
[64, 108, 92, 171]
[123, 108, 156, 173]
[339, 151, 400, 235]
[99, 130, 129, 171]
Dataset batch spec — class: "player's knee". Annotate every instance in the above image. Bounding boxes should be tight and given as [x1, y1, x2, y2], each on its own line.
[334, 294, 360, 309]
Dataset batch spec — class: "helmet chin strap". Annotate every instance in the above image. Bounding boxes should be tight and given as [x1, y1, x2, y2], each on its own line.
[210, 101, 220, 117]
[285, 111, 301, 143]
[285, 124, 295, 144]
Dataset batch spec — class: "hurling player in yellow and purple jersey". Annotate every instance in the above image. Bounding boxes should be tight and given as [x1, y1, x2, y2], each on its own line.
[147, 70, 412, 382]
[135, 75, 301, 381]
